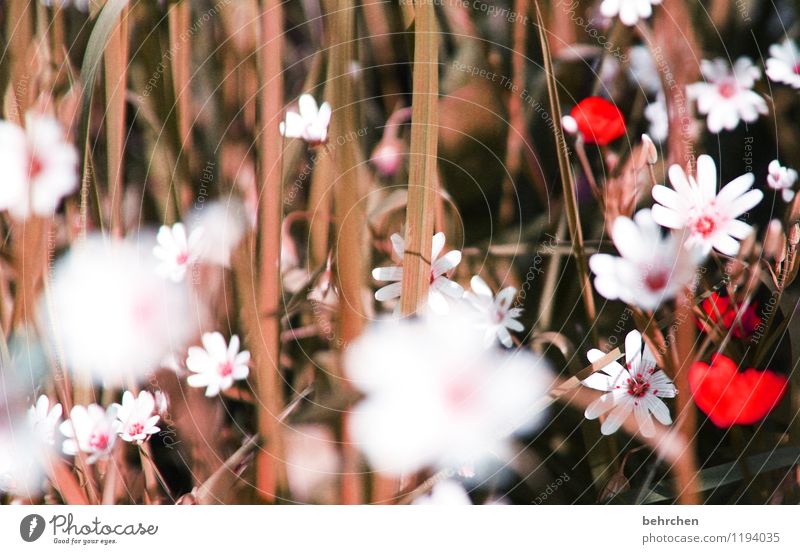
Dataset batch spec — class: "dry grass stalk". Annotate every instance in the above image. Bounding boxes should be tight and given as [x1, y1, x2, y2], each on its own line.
[399, 0, 439, 317]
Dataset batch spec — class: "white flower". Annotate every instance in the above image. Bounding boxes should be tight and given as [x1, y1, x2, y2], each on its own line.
[687, 57, 768, 133]
[43, 235, 196, 384]
[0, 112, 78, 220]
[40, 0, 90, 10]
[765, 39, 800, 89]
[27, 395, 63, 446]
[644, 93, 668, 143]
[113, 391, 160, 444]
[153, 223, 203, 282]
[589, 209, 700, 311]
[581, 330, 676, 437]
[0, 423, 44, 495]
[464, 275, 524, 348]
[59, 404, 118, 464]
[154, 390, 169, 416]
[767, 160, 797, 202]
[189, 198, 249, 267]
[600, 0, 661, 26]
[346, 309, 552, 475]
[651, 155, 763, 256]
[186, 332, 250, 397]
[628, 45, 662, 96]
[372, 232, 464, 314]
[279, 94, 331, 145]
[412, 480, 472, 505]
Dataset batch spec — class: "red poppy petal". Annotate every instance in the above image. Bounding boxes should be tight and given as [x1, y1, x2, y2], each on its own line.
[689, 354, 787, 428]
[570, 97, 626, 146]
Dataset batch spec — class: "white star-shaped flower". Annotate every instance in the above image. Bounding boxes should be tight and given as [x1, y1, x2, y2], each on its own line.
[651, 154, 763, 256]
[464, 275, 524, 348]
[600, 0, 662, 26]
[113, 391, 160, 444]
[767, 160, 797, 202]
[27, 395, 63, 446]
[153, 222, 203, 282]
[582, 330, 677, 437]
[0, 112, 79, 220]
[59, 404, 118, 464]
[766, 39, 800, 89]
[687, 57, 768, 133]
[186, 332, 250, 397]
[372, 232, 464, 314]
[589, 209, 701, 311]
[279, 94, 331, 145]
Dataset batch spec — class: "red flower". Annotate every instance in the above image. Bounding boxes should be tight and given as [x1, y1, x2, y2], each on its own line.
[566, 97, 626, 145]
[689, 354, 787, 428]
[696, 292, 761, 339]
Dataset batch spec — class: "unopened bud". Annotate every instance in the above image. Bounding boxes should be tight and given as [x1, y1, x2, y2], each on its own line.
[763, 219, 785, 261]
[789, 223, 800, 247]
[561, 115, 578, 135]
[641, 133, 658, 165]
[370, 137, 404, 177]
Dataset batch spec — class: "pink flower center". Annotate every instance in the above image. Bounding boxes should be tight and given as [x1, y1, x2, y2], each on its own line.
[492, 309, 505, 324]
[27, 155, 44, 180]
[176, 251, 189, 265]
[128, 422, 144, 436]
[718, 80, 738, 98]
[793, 64, 800, 75]
[643, 271, 668, 292]
[444, 377, 477, 412]
[89, 432, 109, 451]
[627, 375, 651, 397]
[692, 215, 717, 238]
[219, 361, 234, 377]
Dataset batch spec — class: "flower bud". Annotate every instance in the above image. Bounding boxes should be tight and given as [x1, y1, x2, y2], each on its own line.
[370, 137, 404, 177]
[641, 133, 658, 165]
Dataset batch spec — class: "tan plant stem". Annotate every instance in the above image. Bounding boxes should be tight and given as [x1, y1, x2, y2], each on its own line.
[399, 0, 439, 317]
[103, 4, 129, 238]
[251, 0, 289, 500]
[325, 0, 368, 504]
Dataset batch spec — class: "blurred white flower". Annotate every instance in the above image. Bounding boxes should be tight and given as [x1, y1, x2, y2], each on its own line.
[186, 332, 250, 397]
[0, 112, 78, 220]
[464, 275, 524, 348]
[412, 480, 472, 505]
[113, 391, 160, 444]
[40, 0, 90, 10]
[644, 93, 668, 143]
[652, 155, 762, 256]
[154, 223, 203, 282]
[60, 404, 118, 464]
[44, 235, 196, 384]
[600, 0, 661, 26]
[628, 45, 662, 96]
[0, 406, 51, 492]
[589, 209, 700, 311]
[582, 330, 676, 437]
[279, 94, 331, 145]
[765, 39, 800, 89]
[27, 395, 63, 446]
[154, 390, 170, 416]
[767, 160, 797, 202]
[346, 309, 552, 475]
[687, 57, 767, 133]
[284, 424, 341, 504]
[372, 232, 464, 314]
[189, 198, 249, 267]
